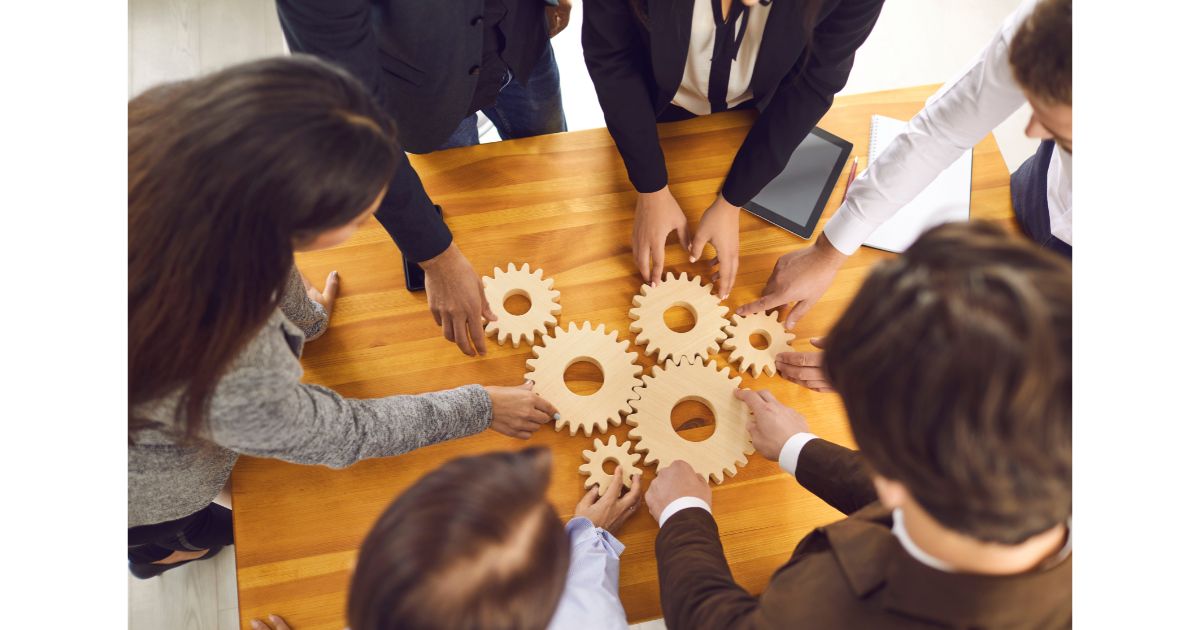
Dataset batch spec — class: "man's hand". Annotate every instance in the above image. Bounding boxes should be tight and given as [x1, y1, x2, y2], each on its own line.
[545, 0, 573, 37]
[776, 337, 834, 392]
[574, 465, 643, 534]
[300, 269, 339, 315]
[420, 243, 497, 356]
[645, 460, 711, 523]
[735, 388, 811, 462]
[633, 186, 691, 286]
[689, 193, 741, 300]
[250, 615, 291, 630]
[484, 381, 558, 439]
[736, 233, 848, 328]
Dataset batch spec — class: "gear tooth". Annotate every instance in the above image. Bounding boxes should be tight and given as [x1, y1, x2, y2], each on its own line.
[631, 294, 644, 308]
[593, 437, 604, 450]
[690, 273, 701, 285]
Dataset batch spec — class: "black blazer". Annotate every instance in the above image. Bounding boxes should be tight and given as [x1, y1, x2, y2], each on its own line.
[276, 0, 551, 260]
[582, 0, 884, 207]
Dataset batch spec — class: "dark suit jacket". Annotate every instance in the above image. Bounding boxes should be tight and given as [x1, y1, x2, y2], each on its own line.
[276, 0, 551, 261]
[582, 0, 884, 207]
[655, 439, 1073, 629]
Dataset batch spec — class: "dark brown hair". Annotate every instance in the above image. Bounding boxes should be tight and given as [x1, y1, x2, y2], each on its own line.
[347, 448, 570, 630]
[823, 222, 1071, 545]
[1009, 0, 1072, 105]
[128, 56, 398, 439]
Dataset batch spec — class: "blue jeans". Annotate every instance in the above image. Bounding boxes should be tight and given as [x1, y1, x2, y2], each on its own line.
[438, 44, 566, 149]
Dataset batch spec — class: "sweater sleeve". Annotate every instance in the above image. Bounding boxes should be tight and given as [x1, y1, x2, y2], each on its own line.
[279, 266, 330, 341]
[721, 0, 884, 206]
[204, 331, 493, 467]
[582, 0, 669, 193]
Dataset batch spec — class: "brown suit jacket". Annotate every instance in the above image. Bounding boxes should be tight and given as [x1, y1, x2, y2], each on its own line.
[655, 439, 1072, 629]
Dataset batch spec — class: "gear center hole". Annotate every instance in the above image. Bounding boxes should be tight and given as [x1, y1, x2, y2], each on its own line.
[664, 303, 698, 333]
[602, 458, 619, 476]
[564, 358, 604, 396]
[671, 398, 716, 442]
[750, 331, 770, 350]
[503, 289, 532, 316]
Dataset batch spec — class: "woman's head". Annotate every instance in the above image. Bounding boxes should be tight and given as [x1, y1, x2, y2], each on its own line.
[129, 56, 398, 438]
[348, 448, 570, 630]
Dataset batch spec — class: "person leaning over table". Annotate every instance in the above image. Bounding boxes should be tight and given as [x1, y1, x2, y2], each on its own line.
[581, 0, 884, 299]
[645, 222, 1072, 629]
[127, 57, 557, 580]
[741, 0, 1073, 330]
[275, 0, 573, 357]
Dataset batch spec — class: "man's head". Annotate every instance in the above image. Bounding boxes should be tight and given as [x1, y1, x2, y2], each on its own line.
[823, 222, 1072, 545]
[1010, 0, 1072, 152]
[347, 448, 569, 630]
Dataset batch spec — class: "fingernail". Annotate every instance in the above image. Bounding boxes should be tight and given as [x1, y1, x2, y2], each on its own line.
[270, 616, 284, 623]
[251, 622, 265, 630]
[689, 256, 697, 263]
[332, 270, 338, 277]
[553, 413, 561, 421]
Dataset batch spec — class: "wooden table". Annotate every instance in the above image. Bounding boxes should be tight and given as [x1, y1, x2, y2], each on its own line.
[232, 84, 1017, 628]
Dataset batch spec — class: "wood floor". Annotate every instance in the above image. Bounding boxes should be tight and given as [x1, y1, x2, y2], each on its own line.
[126, 1, 1028, 628]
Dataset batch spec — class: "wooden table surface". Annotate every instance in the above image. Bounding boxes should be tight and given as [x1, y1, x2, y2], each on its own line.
[232, 84, 1017, 628]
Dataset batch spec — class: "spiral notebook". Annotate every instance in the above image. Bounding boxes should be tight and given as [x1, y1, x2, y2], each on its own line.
[863, 115, 973, 253]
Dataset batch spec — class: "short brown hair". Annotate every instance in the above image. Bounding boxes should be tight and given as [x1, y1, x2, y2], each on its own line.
[347, 448, 570, 630]
[824, 222, 1071, 544]
[1009, 0, 1072, 105]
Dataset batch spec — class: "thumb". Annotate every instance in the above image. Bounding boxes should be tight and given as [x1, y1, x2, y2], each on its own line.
[734, 388, 765, 413]
[479, 286, 499, 321]
[323, 270, 340, 302]
[810, 336, 827, 349]
[520, 380, 535, 391]
[689, 229, 709, 263]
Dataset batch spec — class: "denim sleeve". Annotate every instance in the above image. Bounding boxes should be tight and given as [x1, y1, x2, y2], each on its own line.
[547, 517, 629, 630]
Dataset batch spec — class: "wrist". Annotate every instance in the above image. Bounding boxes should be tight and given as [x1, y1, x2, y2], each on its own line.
[639, 184, 672, 200]
[812, 233, 849, 264]
[417, 242, 460, 271]
[713, 192, 740, 214]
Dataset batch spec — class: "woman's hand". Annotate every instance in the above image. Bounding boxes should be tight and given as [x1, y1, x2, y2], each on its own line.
[736, 233, 848, 328]
[633, 186, 691, 286]
[484, 382, 559, 439]
[574, 464, 644, 534]
[301, 269, 339, 315]
[689, 194, 741, 300]
[775, 337, 834, 392]
[250, 615, 291, 630]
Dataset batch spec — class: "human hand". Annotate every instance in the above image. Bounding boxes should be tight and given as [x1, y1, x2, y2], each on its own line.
[645, 460, 712, 523]
[250, 615, 291, 630]
[545, 0, 572, 37]
[420, 243, 498, 356]
[573, 464, 643, 534]
[776, 337, 834, 392]
[734, 388, 811, 462]
[735, 233, 848, 328]
[300, 270, 339, 315]
[484, 381, 558, 439]
[688, 193, 741, 299]
[633, 186, 691, 286]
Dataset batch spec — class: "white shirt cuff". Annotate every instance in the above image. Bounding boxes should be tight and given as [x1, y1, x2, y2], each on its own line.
[822, 204, 877, 255]
[778, 432, 819, 477]
[657, 496, 712, 528]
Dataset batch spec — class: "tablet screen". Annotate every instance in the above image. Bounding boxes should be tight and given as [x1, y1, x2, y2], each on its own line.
[743, 127, 853, 239]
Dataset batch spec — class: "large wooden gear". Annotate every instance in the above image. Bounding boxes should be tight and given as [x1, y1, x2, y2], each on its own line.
[629, 272, 729, 365]
[626, 357, 754, 484]
[579, 436, 643, 495]
[722, 311, 797, 377]
[526, 321, 642, 437]
[482, 262, 561, 348]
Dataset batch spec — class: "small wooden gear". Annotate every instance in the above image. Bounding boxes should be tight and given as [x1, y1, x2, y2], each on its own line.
[722, 311, 797, 377]
[579, 436, 643, 495]
[626, 356, 754, 484]
[525, 321, 643, 437]
[629, 272, 729, 365]
[482, 262, 562, 347]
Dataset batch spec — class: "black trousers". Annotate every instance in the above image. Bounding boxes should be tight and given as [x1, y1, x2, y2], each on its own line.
[1011, 139, 1071, 258]
[128, 503, 233, 565]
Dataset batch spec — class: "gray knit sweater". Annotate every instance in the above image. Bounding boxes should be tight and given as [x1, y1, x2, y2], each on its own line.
[128, 267, 493, 528]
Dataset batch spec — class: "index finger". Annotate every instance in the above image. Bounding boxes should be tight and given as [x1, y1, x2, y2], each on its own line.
[734, 387, 767, 413]
[736, 293, 789, 317]
[600, 465, 624, 504]
[467, 314, 488, 357]
[451, 318, 476, 356]
[650, 238, 666, 286]
[617, 472, 644, 511]
[532, 394, 559, 418]
[718, 255, 737, 299]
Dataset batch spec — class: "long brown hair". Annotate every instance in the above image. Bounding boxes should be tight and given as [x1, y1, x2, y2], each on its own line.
[824, 222, 1072, 544]
[347, 448, 570, 630]
[128, 56, 399, 438]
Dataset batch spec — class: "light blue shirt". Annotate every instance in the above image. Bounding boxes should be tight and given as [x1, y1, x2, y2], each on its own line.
[547, 516, 628, 630]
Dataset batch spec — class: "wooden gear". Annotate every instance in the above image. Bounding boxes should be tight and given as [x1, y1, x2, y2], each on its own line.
[482, 262, 562, 347]
[722, 311, 797, 377]
[626, 357, 754, 484]
[579, 436, 643, 495]
[629, 272, 729, 365]
[525, 321, 643, 437]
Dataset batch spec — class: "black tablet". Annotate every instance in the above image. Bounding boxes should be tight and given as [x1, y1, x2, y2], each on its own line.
[743, 127, 853, 239]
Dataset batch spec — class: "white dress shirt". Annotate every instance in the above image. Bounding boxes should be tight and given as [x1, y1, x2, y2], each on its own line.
[547, 517, 628, 630]
[823, 0, 1072, 253]
[671, 0, 772, 115]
